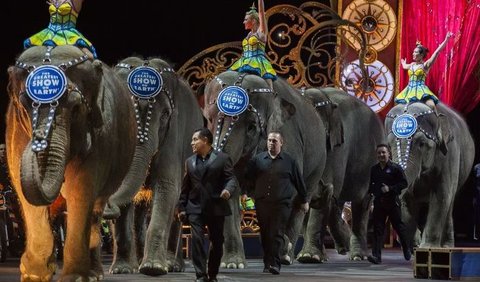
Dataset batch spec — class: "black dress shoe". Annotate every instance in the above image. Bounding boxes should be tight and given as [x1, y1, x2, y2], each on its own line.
[269, 266, 280, 275]
[403, 248, 412, 261]
[367, 255, 381, 264]
[263, 267, 269, 273]
[208, 278, 218, 282]
[195, 277, 208, 282]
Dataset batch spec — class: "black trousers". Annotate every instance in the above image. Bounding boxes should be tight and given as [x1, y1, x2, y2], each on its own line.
[188, 213, 225, 279]
[371, 199, 410, 260]
[255, 200, 292, 269]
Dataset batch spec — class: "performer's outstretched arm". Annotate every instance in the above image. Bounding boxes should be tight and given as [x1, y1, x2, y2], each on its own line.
[257, 0, 268, 39]
[424, 32, 452, 70]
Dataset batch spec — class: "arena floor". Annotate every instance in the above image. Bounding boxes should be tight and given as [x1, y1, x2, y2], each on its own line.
[0, 248, 447, 282]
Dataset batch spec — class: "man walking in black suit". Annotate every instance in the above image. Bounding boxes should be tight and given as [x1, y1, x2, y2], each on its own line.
[243, 131, 309, 275]
[367, 144, 411, 264]
[178, 128, 237, 282]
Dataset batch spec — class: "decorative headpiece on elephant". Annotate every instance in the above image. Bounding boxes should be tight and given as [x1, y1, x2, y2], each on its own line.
[104, 56, 204, 275]
[6, 45, 136, 281]
[385, 102, 474, 248]
[302, 87, 344, 150]
[202, 70, 327, 266]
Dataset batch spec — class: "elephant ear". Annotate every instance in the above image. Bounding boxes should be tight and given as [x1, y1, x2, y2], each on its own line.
[280, 98, 296, 119]
[327, 102, 344, 150]
[436, 114, 452, 155]
[90, 60, 107, 128]
[266, 97, 296, 133]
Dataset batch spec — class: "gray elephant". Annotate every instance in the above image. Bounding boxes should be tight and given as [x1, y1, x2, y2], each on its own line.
[385, 102, 474, 248]
[296, 87, 385, 263]
[103, 56, 204, 276]
[5, 45, 136, 281]
[202, 71, 327, 267]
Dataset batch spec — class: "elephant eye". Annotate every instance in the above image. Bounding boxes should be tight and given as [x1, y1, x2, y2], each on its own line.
[247, 123, 256, 132]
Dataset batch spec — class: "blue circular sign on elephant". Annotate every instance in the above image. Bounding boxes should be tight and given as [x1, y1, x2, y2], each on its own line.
[127, 66, 163, 98]
[392, 114, 418, 138]
[25, 65, 67, 103]
[217, 86, 249, 116]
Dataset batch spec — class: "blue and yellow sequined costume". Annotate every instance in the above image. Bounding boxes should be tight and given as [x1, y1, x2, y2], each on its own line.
[230, 33, 277, 80]
[395, 65, 439, 104]
[24, 2, 97, 58]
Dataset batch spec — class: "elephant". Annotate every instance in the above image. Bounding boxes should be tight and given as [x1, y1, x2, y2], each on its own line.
[296, 87, 385, 263]
[385, 102, 475, 248]
[102, 56, 204, 276]
[5, 45, 136, 281]
[202, 70, 327, 267]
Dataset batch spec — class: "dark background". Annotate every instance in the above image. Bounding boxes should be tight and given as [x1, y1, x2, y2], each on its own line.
[1, 0, 479, 244]
[0, 0, 303, 141]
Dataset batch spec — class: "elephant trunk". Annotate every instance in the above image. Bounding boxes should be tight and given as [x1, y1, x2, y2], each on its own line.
[104, 137, 157, 217]
[20, 115, 70, 206]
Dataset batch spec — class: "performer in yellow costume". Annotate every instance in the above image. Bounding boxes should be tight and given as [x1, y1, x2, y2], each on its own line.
[230, 0, 277, 89]
[24, 0, 97, 59]
[395, 32, 453, 110]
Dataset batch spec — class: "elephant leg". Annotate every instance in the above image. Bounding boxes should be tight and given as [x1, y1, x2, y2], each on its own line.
[19, 204, 56, 282]
[110, 203, 139, 274]
[297, 207, 328, 263]
[134, 203, 148, 263]
[139, 180, 177, 276]
[327, 201, 351, 255]
[221, 191, 246, 269]
[89, 205, 105, 280]
[281, 200, 308, 265]
[401, 192, 419, 251]
[421, 186, 453, 248]
[441, 206, 455, 247]
[349, 196, 371, 260]
[60, 190, 96, 282]
[166, 218, 185, 272]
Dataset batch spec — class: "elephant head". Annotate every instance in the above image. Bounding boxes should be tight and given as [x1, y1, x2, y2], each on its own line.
[7, 45, 110, 205]
[104, 56, 196, 215]
[202, 71, 298, 164]
[303, 87, 344, 150]
[385, 102, 451, 187]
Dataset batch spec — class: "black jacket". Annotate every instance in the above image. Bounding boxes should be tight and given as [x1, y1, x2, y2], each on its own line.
[178, 150, 237, 216]
[369, 161, 407, 205]
[245, 151, 308, 204]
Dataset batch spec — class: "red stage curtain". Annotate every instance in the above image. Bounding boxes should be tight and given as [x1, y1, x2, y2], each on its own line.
[400, 0, 480, 113]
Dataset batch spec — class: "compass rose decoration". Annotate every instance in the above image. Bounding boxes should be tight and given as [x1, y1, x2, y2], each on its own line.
[341, 59, 394, 113]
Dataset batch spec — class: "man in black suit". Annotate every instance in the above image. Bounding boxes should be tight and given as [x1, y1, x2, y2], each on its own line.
[243, 131, 309, 275]
[178, 128, 237, 282]
[367, 144, 411, 264]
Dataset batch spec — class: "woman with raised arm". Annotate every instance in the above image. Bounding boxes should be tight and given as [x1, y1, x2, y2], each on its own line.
[395, 32, 453, 111]
[230, 0, 277, 89]
[24, 0, 97, 59]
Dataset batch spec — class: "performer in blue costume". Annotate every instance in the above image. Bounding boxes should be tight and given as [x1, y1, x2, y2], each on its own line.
[395, 32, 452, 111]
[230, 0, 277, 89]
[24, 0, 97, 59]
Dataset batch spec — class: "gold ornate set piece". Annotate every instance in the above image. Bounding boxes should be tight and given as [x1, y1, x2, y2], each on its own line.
[178, 0, 400, 113]
[338, 0, 399, 112]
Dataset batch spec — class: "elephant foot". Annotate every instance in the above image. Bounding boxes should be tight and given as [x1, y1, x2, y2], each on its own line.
[297, 246, 328, 263]
[280, 241, 294, 265]
[103, 203, 121, 219]
[20, 257, 56, 282]
[139, 260, 168, 276]
[280, 254, 293, 265]
[109, 258, 138, 274]
[166, 254, 185, 272]
[349, 236, 368, 261]
[220, 253, 247, 269]
[220, 259, 247, 269]
[57, 274, 98, 282]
